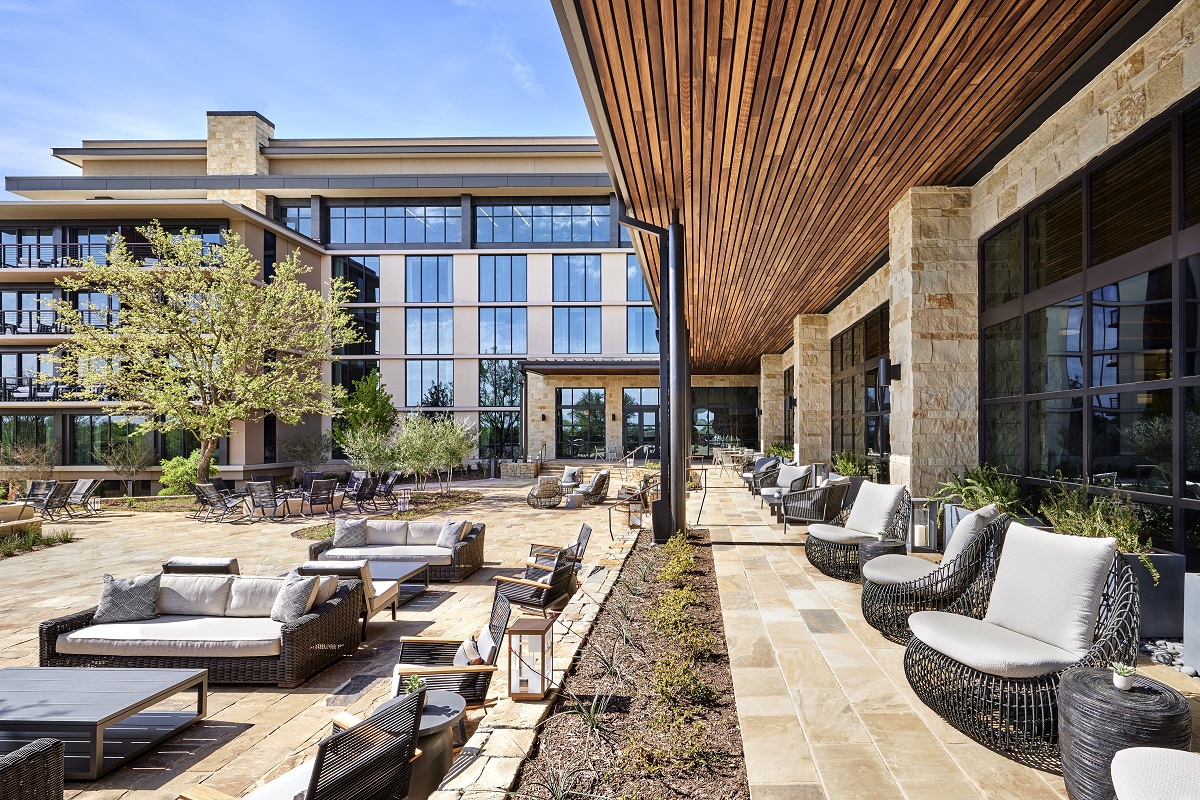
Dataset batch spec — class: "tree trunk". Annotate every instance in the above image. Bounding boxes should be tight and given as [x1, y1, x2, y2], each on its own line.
[196, 439, 218, 486]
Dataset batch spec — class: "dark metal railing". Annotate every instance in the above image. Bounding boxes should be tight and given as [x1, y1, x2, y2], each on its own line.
[0, 242, 212, 269]
[0, 309, 115, 334]
[0, 377, 60, 401]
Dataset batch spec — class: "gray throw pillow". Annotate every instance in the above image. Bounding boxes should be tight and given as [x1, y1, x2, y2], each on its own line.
[271, 572, 319, 623]
[94, 573, 161, 624]
[436, 520, 468, 549]
[332, 517, 368, 548]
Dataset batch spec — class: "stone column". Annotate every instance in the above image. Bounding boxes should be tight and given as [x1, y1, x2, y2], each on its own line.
[206, 111, 274, 213]
[758, 353, 784, 452]
[888, 187, 978, 496]
[792, 313, 830, 465]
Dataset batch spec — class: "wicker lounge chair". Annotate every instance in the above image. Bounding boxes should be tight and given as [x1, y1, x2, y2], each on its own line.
[23, 481, 76, 521]
[780, 477, 851, 534]
[904, 523, 1138, 769]
[65, 478, 100, 516]
[751, 462, 782, 496]
[579, 470, 610, 504]
[803, 482, 911, 581]
[526, 476, 562, 509]
[195, 483, 247, 522]
[861, 507, 1008, 643]
[495, 545, 577, 616]
[0, 738, 63, 800]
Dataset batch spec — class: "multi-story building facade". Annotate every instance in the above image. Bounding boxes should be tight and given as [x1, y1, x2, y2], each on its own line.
[0, 111, 764, 490]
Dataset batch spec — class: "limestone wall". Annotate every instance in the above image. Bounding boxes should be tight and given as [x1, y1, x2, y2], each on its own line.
[758, 353, 785, 451]
[206, 113, 273, 213]
[792, 314, 830, 465]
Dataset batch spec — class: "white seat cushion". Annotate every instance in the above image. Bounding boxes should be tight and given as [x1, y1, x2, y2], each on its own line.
[158, 574, 234, 616]
[367, 579, 399, 612]
[861, 554, 939, 585]
[942, 504, 1000, 563]
[243, 758, 314, 800]
[58, 615, 284, 658]
[908, 611, 1078, 678]
[806, 523, 875, 545]
[983, 523, 1116, 657]
[365, 520, 409, 546]
[1111, 748, 1200, 800]
[322, 545, 453, 566]
[844, 482, 906, 535]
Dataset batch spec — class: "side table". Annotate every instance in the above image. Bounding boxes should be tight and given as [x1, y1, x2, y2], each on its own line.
[1059, 668, 1192, 800]
[858, 538, 907, 571]
[564, 492, 584, 510]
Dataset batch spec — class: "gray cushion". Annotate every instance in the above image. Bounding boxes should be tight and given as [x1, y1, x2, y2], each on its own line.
[158, 574, 233, 617]
[562, 466, 581, 483]
[861, 554, 939, 585]
[333, 517, 368, 548]
[942, 504, 1000, 563]
[322, 545, 453, 566]
[406, 521, 444, 546]
[774, 464, 809, 490]
[365, 519, 409, 546]
[225, 576, 285, 617]
[163, 556, 239, 574]
[242, 758, 314, 800]
[1111, 748, 1200, 800]
[94, 573, 160, 624]
[845, 482, 906, 535]
[437, 520, 468, 549]
[983, 522, 1117, 657]
[908, 611, 1079, 678]
[59, 615, 284, 658]
[271, 573, 319, 623]
[806, 523, 875, 545]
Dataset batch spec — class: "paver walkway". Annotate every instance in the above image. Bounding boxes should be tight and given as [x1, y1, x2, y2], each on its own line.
[0, 477, 623, 800]
[698, 469, 1200, 800]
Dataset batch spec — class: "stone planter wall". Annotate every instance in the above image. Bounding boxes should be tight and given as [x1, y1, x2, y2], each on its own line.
[500, 462, 539, 479]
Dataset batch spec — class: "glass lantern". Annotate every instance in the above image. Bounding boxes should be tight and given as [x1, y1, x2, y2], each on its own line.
[507, 616, 555, 700]
[395, 488, 412, 512]
[908, 497, 939, 552]
[628, 501, 643, 529]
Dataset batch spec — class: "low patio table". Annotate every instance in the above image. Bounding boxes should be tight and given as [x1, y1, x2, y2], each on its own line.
[858, 538, 907, 570]
[765, 494, 785, 522]
[0, 667, 207, 780]
[367, 560, 431, 607]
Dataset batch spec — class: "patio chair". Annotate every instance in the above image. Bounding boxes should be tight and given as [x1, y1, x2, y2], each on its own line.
[0, 738, 63, 800]
[162, 556, 240, 575]
[301, 470, 324, 493]
[751, 462, 782, 496]
[373, 471, 401, 507]
[65, 478, 100, 516]
[1112, 748, 1200, 800]
[529, 523, 591, 574]
[741, 456, 779, 492]
[780, 477, 851, 534]
[758, 464, 811, 508]
[495, 544, 578, 616]
[861, 507, 1008, 643]
[299, 478, 341, 518]
[23, 481, 76, 521]
[904, 523, 1138, 768]
[558, 465, 583, 494]
[526, 476, 562, 509]
[211, 476, 244, 497]
[194, 482, 247, 522]
[346, 475, 380, 513]
[341, 470, 368, 494]
[578, 470, 610, 505]
[803, 481, 911, 581]
[25, 480, 54, 502]
[246, 480, 286, 522]
[298, 560, 399, 639]
[178, 691, 423, 800]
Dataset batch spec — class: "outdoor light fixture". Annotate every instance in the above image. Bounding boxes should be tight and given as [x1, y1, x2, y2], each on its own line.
[785, 396, 798, 412]
[628, 500, 643, 529]
[507, 615, 555, 700]
[878, 358, 902, 385]
[908, 496, 939, 552]
[540, 413, 546, 421]
[612, 413, 617, 421]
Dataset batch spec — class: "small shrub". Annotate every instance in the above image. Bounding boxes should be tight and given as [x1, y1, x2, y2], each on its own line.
[646, 587, 699, 634]
[1039, 483, 1158, 582]
[158, 451, 217, 495]
[830, 450, 870, 476]
[652, 653, 715, 707]
[45, 528, 74, 545]
[931, 465, 1023, 513]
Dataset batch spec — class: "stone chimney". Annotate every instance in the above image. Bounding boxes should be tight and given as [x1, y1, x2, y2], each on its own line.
[205, 111, 274, 212]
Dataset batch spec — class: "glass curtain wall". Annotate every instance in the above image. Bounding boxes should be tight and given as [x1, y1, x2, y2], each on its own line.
[830, 304, 891, 480]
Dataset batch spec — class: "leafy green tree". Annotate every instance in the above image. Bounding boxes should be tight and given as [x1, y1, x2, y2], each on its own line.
[48, 222, 361, 484]
[432, 417, 478, 493]
[338, 424, 402, 477]
[398, 414, 438, 490]
[159, 451, 218, 495]
[278, 431, 334, 479]
[336, 369, 398, 443]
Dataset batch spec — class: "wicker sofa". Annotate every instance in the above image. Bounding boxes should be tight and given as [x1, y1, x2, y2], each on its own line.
[308, 519, 485, 582]
[40, 574, 364, 688]
[0, 738, 62, 800]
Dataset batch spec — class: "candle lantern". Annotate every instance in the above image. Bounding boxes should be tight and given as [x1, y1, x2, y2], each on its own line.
[628, 501, 643, 529]
[908, 497, 939, 552]
[395, 488, 412, 512]
[507, 616, 555, 700]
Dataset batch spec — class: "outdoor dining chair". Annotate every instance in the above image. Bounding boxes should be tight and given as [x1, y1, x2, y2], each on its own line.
[194, 482, 247, 522]
[246, 480, 286, 522]
[299, 478, 340, 518]
[494, 544, 577, 616]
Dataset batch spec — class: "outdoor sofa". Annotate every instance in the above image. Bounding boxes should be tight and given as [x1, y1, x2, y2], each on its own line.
[309, 518, 485, 582]
[0, 738, 62, 800]
[40, 572, 363, 688]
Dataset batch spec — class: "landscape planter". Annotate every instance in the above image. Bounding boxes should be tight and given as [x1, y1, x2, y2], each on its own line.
[1185, 573, 1200, 668]
[1123, 551, 1186, 640]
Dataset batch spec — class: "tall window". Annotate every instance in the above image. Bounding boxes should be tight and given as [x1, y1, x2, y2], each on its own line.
[0, 415, 52, 449]
[277, 205, 311, 237]
[333, 256, 380, 303]
[692, 387, 758, 453]
[479, 308, 527, 354]
[406, 256, 453, 303]
[70, 414, 148, 466]
[553, 307, 601, 354]
[327, 205, 462, 244]
[830, 304, 890, 479]
[406, 308, 453, 355]
[340, 308, 380, 356]
[162, 429, 202, 460]
[627, 254, 650, 300]
[476, 203, 610, 243]
[479, 255, 527, 301]
[479, 359, 521, 460]
[627, 307, 658, 354]
[333, 359, 375, 394]
[406, 360, 453, 407]
[553, 254, 601, 301]
[0, 289, 56, 333]
[783, 365, 795, 447]
[556, 388, 605, 458]
[0, 228, 53, 267]
[622, 387, 659, 459]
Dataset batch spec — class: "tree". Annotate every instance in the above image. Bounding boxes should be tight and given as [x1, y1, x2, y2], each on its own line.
[335, 369, 397, 443]
[338, 424, 400, 477]
[398, 414, 438, 490]
[421, 381, 454, 413]
[0, 443, 56, 499]
[48, 222, 361, 484]
[101, 435, 156, 496]
[431, 417, 478, 493]
[279, 431, 334, 478]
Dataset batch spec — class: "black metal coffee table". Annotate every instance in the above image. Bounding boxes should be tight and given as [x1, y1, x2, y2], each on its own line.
[0, 667, 207, 780]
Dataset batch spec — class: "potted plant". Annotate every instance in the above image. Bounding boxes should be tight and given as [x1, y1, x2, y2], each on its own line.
[1110, 661, 1136, 691]
[830, 450, 871, 505]
[1039, 484, 1185, 639]
[931, 466, 1024, 551]
[403, 674, 428, 707]
[767, 442, 793, 462]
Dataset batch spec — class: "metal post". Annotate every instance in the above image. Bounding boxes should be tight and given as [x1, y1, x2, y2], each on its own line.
[666, 213, 688, 538]
[657, 233, 671, 514]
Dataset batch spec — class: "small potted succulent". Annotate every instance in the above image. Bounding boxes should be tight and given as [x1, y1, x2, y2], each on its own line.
[403, 674, 428, 706]
[1110, 661, 1136, 691]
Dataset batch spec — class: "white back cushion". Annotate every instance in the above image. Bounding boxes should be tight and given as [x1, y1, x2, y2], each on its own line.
[477, 625, 498, 664]
[984, 522, 1117, 657]
[407, 521, 444, 546]
[942, 504, 1000, 563]
[158, 574, 234, 616]
[225, 576, 285, 617]
[366, 520, 408, 546]
[845, 482, 906, 534]
[776, 465, 809, 489]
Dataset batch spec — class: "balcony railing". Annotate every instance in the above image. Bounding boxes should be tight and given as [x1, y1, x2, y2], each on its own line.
[0, 377, 115, 402]
[0, 309, 116, 335]
[0, 242, 181, 269]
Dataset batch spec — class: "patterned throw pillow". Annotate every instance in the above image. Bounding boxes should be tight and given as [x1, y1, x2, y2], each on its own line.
[271, 572, 320, 623]
[453, 636, 484, 667]
[436, 520, 468, 549]
[93, 573, 161, 624]
[332, 517, 368, 548]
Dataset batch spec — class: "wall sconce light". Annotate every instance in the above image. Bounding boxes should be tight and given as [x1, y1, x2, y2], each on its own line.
[878, 358, 902, 385]
[785, 396, 798, 412]
[611, 413, 617, 421]
[540, 413, 546, 421]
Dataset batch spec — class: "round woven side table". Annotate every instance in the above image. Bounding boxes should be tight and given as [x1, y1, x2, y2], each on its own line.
[858, 537, 907, 571]
[1059, 668, 1192, 800]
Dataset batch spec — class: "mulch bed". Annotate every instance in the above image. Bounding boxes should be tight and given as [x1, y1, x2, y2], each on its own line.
[511, 528, 750, 800]
[292, 489, 484, 540]
[101, 496, 199, 513]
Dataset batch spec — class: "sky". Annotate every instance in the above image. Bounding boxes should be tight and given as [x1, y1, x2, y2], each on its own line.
[0, 0, 594, 196]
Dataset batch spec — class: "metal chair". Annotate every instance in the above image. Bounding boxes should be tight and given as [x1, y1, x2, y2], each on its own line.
[65, 478, 100, 516]
[780, 479, 850, 534]
[301, 470, 324, 493]
[300, 478, 341, 518]
[529, 523, 591, 586]
[211, 476, 244, 497]
[346, 475, 380, 513]
[23, 481, 76, 521]
[24, 480, 54, 502]
[494, 545, 577, 616]
[194, 482, 247, 522]
[373, 471, 401, 507]
[246, 480, 286, 522]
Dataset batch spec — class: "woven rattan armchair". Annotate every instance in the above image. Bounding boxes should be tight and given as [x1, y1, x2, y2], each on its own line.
[904, 524, 1139, 769]
[759, 464, 811, 508]
[526, 476, 563, 509]
[780, 479, 850, 534]
[861, 513, 1009, 643]
[495, 545, 576, 616]
[751, 464, 782, 496]
[579, 470, 610, 505]
[0, 738, 63, 800]
[803, 483, 911, 581]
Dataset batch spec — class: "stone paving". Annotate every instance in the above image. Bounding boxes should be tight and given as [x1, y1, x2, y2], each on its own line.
[699, 469, 1200, 800]
[0, 476, 634, 800]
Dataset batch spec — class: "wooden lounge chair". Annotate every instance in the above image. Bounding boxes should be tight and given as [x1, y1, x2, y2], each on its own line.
[494, 545, 577, 616]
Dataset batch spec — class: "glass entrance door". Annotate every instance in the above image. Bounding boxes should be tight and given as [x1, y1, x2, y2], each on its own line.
[622, 388, 659, 459]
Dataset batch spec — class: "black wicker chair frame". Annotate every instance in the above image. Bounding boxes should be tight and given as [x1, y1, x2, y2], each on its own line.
[780, 480, 850, 534]
[742, 457, 779, 492]
[752, 464, 782, 496]
[803, 487, 912, 582]
[39, 582, 364, 688]
[861, 514, 1009, 643]
[903, 553, 1139, 770]
[0, 738, 63, 800]
[526, 476, 563, 509]
[579, 471, 610, 505]
[495, 545, 577, 616]
[307, 523, 487, 583]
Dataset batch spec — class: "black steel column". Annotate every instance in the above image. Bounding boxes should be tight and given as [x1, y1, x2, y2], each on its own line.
[666, 213, 688, 537]
[657, 233, 671, 513]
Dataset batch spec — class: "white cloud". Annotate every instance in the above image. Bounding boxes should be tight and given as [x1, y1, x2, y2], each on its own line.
[489, 32, 544, 98]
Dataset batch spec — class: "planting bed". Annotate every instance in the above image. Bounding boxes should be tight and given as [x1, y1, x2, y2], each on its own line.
[511, 528, 749, 800]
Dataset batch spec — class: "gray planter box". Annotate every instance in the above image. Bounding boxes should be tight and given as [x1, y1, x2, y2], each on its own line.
[1186, 573, 1200, 668]
[1123, 551, 1186, 640]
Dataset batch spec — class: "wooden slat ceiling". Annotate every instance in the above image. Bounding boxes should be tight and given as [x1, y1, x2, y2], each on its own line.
[554, 0, 1142, 373]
